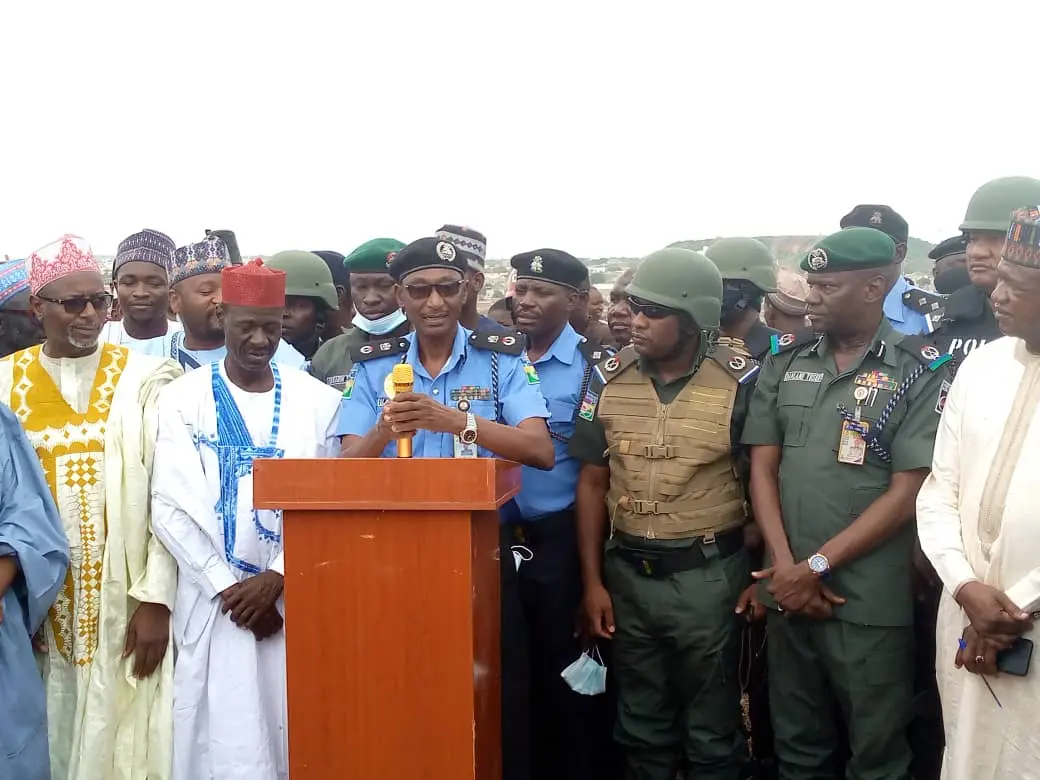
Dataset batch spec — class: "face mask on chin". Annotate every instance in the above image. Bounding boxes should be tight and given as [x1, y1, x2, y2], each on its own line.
[352, 308, 408, 336]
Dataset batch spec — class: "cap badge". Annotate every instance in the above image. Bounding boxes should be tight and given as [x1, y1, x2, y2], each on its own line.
[870, 210, 884, 226]
[806, 248, 829, 271]
[385, 251, 397, 267]
[728, 355, 747, 371]
[436, 241, 457, 262]
[530, 256, 544, 273]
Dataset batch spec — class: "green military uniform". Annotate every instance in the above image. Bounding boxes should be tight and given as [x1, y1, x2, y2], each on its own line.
[740, 228, 950, 780]
[570, 248, 760, 780]
[308, 238, 409, 390]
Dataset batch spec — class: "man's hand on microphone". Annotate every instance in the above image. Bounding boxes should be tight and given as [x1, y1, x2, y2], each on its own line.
[384, 392, 466, 435]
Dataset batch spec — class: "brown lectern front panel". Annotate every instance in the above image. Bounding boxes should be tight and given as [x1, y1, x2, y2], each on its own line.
[281, 506, 501, 780]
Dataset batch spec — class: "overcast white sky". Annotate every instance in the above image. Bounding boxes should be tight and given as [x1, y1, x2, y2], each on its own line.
[0, 1, 1033, 260]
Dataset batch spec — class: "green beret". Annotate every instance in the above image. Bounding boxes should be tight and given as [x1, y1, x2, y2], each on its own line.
[344, 238, 406, 274]
[800, 227, 896, 274]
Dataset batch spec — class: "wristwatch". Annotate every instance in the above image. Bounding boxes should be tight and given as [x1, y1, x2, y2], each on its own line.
[459, 412, 478, 445]
[808, 552, 831, 580]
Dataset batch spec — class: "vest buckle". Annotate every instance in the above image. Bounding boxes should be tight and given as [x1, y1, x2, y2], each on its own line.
[643, 444, 674, 459]
[701, 532, 717, 545]
[630, 499, 659, 515]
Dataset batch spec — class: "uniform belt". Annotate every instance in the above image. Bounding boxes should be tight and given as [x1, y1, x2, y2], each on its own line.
[611, 528, 743, 578]
[617, 494, 735, 515]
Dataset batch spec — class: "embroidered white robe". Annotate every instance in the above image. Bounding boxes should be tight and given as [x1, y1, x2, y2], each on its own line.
[151, 361, 341, 780]
[0, 343, 181, 780]
[917, 337, 1040, 780]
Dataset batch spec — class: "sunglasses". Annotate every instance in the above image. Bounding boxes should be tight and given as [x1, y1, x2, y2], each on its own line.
[402, 280, 465, 301]
[37, 292, 113, 315]
[627, 295, 677, 320]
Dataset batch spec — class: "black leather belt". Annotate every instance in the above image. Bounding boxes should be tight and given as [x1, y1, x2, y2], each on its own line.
[612, 528, 744, 578]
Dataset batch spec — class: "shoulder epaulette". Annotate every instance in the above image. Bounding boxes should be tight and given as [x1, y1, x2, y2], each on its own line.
[350, 337, 409, 362]
[709, 344, 761, 384]
[896, 335, 952, 371]
[469, 329, 524, 356]
[715, 335, 751, 357]
[769, 329, 817, 356]
[591, 344, 638, 386]
[902, 287, 946, 316]
[578, 338, 614, 366]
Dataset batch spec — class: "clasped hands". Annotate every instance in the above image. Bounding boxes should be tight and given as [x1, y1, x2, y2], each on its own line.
[954, 581, 1033, 676]
[379, 392, 465, 437]
[751, 560, 846, 619]
[220, 570, 284, 641]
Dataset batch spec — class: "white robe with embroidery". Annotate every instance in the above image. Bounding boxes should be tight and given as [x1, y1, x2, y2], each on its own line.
[917, 337, 1040, 780]
[151, 362, 341, 780]
[0, 346, 181, 780]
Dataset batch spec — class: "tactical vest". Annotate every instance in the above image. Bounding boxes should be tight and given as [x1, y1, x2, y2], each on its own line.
[596, 347, 754, 540]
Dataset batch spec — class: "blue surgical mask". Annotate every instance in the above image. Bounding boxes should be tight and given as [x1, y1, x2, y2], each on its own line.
[352, 308, 408, 336]
[560, 648, 607, 696]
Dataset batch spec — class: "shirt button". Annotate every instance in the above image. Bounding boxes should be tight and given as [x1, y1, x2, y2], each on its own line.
[432, 389, 439, 395]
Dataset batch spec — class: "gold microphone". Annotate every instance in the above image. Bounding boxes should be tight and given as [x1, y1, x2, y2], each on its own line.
[391, 363, 414, 458]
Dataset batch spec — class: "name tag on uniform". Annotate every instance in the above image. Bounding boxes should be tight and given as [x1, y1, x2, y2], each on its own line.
[783, 370, 824, 383]
[837, 420, 868, 466]
[454, 435, 478, 459]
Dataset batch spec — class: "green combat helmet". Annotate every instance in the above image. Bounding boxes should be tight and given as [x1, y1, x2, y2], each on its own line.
[625, 247, 723, 330]
[705, 237, 779, 293]
[960, 176, 1040, 233]
[264, 251, 340, 310]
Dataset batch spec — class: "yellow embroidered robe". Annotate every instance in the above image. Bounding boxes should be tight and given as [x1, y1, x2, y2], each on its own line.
[0, 344, 182, 780]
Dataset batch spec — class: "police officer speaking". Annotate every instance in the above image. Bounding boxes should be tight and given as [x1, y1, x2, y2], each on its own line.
[571, 247, 759, 780]
[505, 248, 618, 780]
[741, 228, 949, 780]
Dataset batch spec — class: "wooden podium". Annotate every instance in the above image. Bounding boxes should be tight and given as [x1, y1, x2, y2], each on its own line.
[253, 457, 521, 780]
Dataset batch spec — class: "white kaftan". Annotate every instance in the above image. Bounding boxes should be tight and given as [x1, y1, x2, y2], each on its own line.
[151, 360, 341, 780]
[100, 319, 182, 358]
[917, 337, 1040, 780]
[0, 344, 182, 780]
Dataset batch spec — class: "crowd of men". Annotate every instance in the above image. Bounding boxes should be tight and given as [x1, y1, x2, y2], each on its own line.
[0, 174, 1038, 780]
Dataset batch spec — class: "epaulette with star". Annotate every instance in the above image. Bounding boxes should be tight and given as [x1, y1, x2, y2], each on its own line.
[469, 329, 524, 356]
[350, 337, 409, 362]
[768, 329, 817, 355]
[902, 288, 946, 317]
[578, 338, 614, 366]
[708, 344, 760, 384]
[896, 336, 953, 371]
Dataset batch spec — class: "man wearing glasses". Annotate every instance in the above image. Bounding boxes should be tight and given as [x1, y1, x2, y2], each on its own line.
[0, 235, 183, 779]
[570, 248, 760, 780]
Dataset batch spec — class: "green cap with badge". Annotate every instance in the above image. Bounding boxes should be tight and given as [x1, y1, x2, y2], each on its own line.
[625, 247, 724, 329]
[959, 176, 1040, 233]
[800, 227, 896, 274]
[344, 238, 406, 274]
[705, 237, 779, 293]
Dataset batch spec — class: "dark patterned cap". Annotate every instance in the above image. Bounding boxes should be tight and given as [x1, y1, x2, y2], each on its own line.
[840, 204, 909, 245]
[114, 229, 175, 276]
[434, 224, 487, 271]
[170, 236, 231, 285]
[510, 249, 588, 291]
[1004, 207, 1040, 269]
[388, 237, 469, 282]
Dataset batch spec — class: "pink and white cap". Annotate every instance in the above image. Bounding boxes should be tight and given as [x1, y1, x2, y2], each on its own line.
[28, 234, 101, 295]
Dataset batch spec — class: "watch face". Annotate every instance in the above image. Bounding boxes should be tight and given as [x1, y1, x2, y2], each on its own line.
[461, 430, 478, 445]
[809, 554, 828, 574]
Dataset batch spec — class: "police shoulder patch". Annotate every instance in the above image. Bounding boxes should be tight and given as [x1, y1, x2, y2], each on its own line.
[578, 338, 614, 366]
[593, 344, 638, 386]
[709, 344, 761, 384]
[350, 337, 409, 362]
[897, 336, 952, 370]
[769, 329, 817, 355]
[902, 288, 946, 316]
[469, 329, 524, 355]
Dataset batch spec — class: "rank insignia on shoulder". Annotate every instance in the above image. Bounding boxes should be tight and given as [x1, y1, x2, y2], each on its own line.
[470, 330, 524, 355]
[593, 345, 637, 385]
[710, 344, 760, 384]
[902, 288, 946, 315]
[578, 389, 599, 422]
[579, 338, 613, 366]
[769, 330, 815, 355]
[898, 336, 952, 369]
[351, 337, 409, 362]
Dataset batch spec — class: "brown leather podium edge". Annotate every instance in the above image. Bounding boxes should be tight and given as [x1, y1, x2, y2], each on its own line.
[254, 457, 521, 780]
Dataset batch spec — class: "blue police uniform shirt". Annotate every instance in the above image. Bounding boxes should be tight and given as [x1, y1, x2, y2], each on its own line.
[335, 324, 549, 458]
[511, 323, 595, 519]
[883, 276, 929, 336]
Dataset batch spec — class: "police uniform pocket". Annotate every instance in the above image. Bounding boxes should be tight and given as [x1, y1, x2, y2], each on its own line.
[777, 385, 818, 448]
[548, 399, 576, 438]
